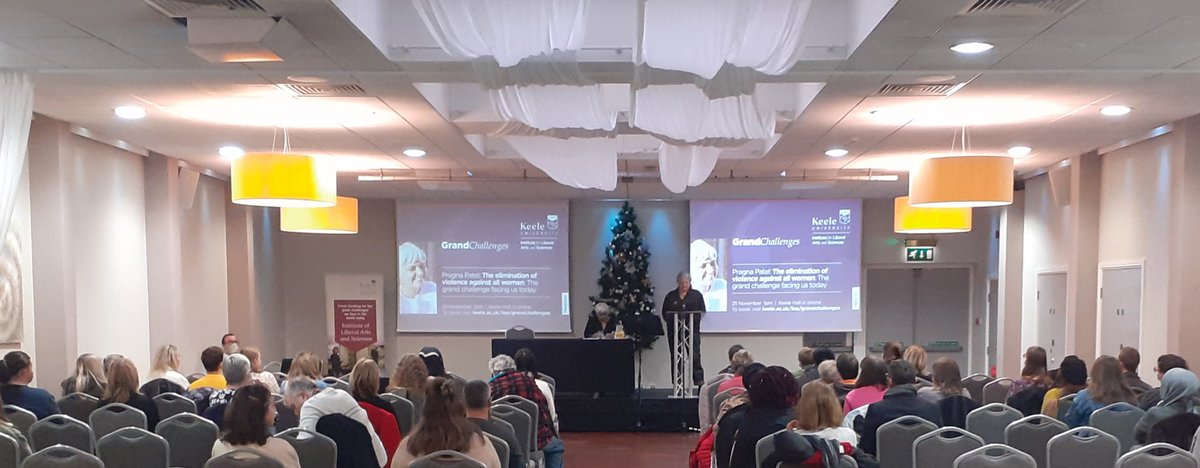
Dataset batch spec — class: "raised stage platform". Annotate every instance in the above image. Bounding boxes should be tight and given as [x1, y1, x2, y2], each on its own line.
[556, 389, 699, 432]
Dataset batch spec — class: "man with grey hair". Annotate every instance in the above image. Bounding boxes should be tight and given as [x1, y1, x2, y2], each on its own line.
[202, 353, 252, 429]
[284, 376, 387, 467]
[663, 271, 706, 385]
[818, 359, 851, 400]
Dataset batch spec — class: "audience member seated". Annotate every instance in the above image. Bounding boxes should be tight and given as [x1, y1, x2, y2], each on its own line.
[1008, 346, 1052, 398]
[904, 346, 930, 382]
[514, 348, 557, 431]
[203, 354, 252, 429]
[836, 354, 859, 388]
[1135, 368, 1199, 444]
[464, 380, 524, 468]
[792, 347, 814, 381]
[1140, 354, 1191, 409]
[99, 356, 161, 429]
[881, 341, 904, 364]
[221, 333, 239, 355]
[489, 354, 564, 468]
[60, 353, 106, 398]
[211, 385, 301, 468]
[284, 377, 387, 467]
[189, 346, 228, 391]
[392, 377, 501, 468]
[797, 348, 835, 389]
[145, 345, 189, 394]
[1064, 355, 1137, 428]
[318, 413, 381, 468]
[718, 344, 744, 375]
[919, 358, 972, 403]
[420, 347, 448, 378]
[817, 360, 850, 400]
[388, 353, 429, 414]
[717, 350, 755, 394]
[583, 302, 621, 339]
[286, 352, 325, 387]
[715, 366, 800, 468]
[1147, 412, 1200, 451]
[1042, 356, 1087, 417]
[102, 354, 124, 374]
[0, 394, 31, 460]
[843, 356, 888, 414]
[328, 346, 343, 378]
[0, 351, 58, 419]
[692, 364, 765, 468]
[859, 360, 942, 457]
[241, 347, 280, 394]
[789, 381, 858, 446]
[349, 358, 401, 466]
[1120, 347, 1154, 395]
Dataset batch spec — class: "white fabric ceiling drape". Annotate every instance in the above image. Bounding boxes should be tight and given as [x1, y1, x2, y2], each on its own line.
[0, 72, 33, 244]
[658, 144, 721, 194]
[633, 83, 775, 143]
[411, 0, 589, 67]
[506, 136, 618, 190]
[640, 0, 814, 79]
[489, 84, 615, 131]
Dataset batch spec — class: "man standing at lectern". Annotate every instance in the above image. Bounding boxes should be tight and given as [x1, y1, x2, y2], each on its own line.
[664, 272, 706, 386]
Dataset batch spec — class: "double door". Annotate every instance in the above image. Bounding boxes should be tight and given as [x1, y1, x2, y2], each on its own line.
[865, 268, 971, 368]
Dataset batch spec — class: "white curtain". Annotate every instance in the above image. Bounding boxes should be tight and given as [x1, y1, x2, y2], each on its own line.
[411, 0, 589, 67]
[640, 0, 814, 79]
[506, 136, 617, 191]
[0, 72, 33, 244]
[633, 83, 775, 143]
[658, 144, 721, 194]
[490, 85, 615, 131]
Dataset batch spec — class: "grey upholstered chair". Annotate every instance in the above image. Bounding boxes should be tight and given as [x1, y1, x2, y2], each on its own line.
[877, 415, 937, 468]
[1, 406, 34, 438]
[273, 428, 337, 468]
[1090, 402, 1145, 454]
[156, 412, 219, 468]
[55, 393, 98, 424]
[1116, 443, 1199, 468]
[490, 404, 532, 464]
[410, 450, 487, 468]
[153, 392, 197, 420]
[966, 403, 1023, 444]
[380, 392, 416, 435]
[982, 378, 1014, 405]
[485, 432, 510, 468]
[204, 448, 285, 468]
[954, 444, 1036, 468]
[27, 415, 91, 453]
[913, 427, 985, 468]
[1046, 426, 1120, 468]
[96, 426, 169, 468]
[89, 402, 147, 441]
[1004, 415, 1067, 468]
[21, 445, 103, 468]
[961, 374, 995, 405]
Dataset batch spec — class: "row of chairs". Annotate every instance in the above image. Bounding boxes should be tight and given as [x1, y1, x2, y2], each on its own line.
[961, 402, 1145, 455]
[10, 392, 198, 435]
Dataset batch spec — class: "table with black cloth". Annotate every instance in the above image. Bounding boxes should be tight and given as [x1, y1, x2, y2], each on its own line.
[491, 338, 635, 397]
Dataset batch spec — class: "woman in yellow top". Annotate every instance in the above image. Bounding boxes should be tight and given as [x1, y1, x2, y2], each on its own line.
[1042, 355, 1087, 417]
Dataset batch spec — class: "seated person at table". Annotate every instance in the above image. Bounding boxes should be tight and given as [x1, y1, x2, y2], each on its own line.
[584, 303, 621, 338]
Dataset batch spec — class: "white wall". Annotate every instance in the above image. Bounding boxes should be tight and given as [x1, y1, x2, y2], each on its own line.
[1020, 175, 1072, 355]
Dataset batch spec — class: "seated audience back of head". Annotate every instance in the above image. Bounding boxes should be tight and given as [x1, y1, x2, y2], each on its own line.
[464, 379, 524, 468]
[789, 381, 858, 446]
[718, 349, 755, 394]
[0, 351, 58, 420]
[1119, 346, 1153, 395]
[1135, 367, 1200, 444]
[793, 347, 814, 380]
[488, 354, 564, 466]
[843, 356, 888, 414]
[918, 358, 971, 403]
[389, 353, 429, 415]
[212, 385, 300, 468]
[349, 358, 401, 467]
[1147, 412, 1200, 451]
[203, 353, 252, 429]
[1140, 354, 1191, 409]
[715, 366, 800, 468]
[1042, 355, 1087, 417]
[189, 346, 228, 391]
[1009, 346, 1052, 398]
[903, 346, 929, 381]
[285, 376, 388, 467]
[719, 344, 745, 374]
[393, 377, 501, 468]
[859, 359, 942, 456]
[796, 348, 835, 389]
[514, 348, 557, 431]
[100, 356, 160, 429]
[881, 342, 904, 364]
[61, 353, 106, 399]
[836, 354, 859, 386]
[147, 344, 191, 392]
[1063, 355, 1137, 428]
[241, 347, 281, 394]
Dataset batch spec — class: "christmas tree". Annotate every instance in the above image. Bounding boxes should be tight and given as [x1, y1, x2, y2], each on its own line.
[591, 202, 662, 348]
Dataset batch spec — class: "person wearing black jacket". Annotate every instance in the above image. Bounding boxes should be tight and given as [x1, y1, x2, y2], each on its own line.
[664, 272, 707, 385]
[859, 360, 942, 456]
[583, 303, 621, 338]
[714, 366, 800, 468]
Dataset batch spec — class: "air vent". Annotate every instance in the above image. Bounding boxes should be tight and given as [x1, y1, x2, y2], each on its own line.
[962, 0, 1086, 16]
[875, 83, 965, 97]
[143, 0, 266, 19]
[281, 84, 368, 97]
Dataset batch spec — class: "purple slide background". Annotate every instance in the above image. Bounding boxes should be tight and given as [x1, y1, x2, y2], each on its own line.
[690, 199, 863, 332]
[396, 201, 571, 332]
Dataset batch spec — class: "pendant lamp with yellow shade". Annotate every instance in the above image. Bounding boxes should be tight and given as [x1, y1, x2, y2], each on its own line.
[908, 155, 1014, 208]
[893, 196, 972, 234]
[281, 196, 359, 234]
[231, 152, 337, 208]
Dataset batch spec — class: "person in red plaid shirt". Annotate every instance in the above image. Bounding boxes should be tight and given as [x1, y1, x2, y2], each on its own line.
[488, 354, 565, 468]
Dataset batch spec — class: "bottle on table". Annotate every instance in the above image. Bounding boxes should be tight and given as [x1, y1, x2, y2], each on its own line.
[614, 322, 626, 339]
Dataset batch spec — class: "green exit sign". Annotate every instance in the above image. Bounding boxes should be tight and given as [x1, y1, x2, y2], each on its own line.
[906, 246, 935, 263]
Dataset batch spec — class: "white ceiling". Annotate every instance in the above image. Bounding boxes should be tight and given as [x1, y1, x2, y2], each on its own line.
[5, 0, 1200, 200]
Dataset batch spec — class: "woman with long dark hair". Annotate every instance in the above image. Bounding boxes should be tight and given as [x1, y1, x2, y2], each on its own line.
[0, 351, 57, 419]
[391, 377, 501, 468]
[1042, 356, 1088, 416]
[1064, 355, 1137, 428]
[919, 358, 972, 403]
[843, 356, 888, 413]
[211, 385, 300, 468]
[1008, 346, 1053, 397]
[98, 357, 160, 429]
[715, 366, 800, 468]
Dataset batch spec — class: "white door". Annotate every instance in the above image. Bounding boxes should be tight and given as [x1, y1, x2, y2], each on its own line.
[866, 269, 916, 350]
[1099, 266, 1143, 357]
[914, 268, 972, 367]
[1036, 273, 1068, 367]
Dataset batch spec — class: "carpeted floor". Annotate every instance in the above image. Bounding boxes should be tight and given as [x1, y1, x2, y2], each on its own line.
[560, 432, 697, 467]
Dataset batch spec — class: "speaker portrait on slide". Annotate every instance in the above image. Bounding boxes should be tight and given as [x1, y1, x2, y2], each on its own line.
[690, 238, 727, 312]
[398, 241, 438, 315]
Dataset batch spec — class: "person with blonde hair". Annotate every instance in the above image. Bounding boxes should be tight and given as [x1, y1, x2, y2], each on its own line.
[147, 345, 190, 391]
[240, 347, 280, 394]
[388, 353, 429, 414]
[788, 381, 858, 445]
[717, 349, 755, 394]
[280, 351, 326, 393]
[349, 358, 401, 466]
[99, 357, 160, 429]
[392, 377, 501, 468]
[904, 346, 929, 381]
[60, 353, 106, 398]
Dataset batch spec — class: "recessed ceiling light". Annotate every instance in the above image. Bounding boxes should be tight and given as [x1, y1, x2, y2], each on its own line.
[1100, 105, 1132, 116]
[466, 170, 474, 177]
[915, 74, 958, 84]
[1007, 146, 1032, 157]
[286, 75, 329, 84]
[402, 147, 427, 158]
[114, 105, 147, 120]
[219, 146, 245, 160]
[950, 42, 994, 54]
[825, 148, 850, 158]
[779, 170, 787, 177]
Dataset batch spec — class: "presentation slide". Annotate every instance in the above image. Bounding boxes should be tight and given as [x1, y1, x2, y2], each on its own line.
[395, 202, 571, 333]
[689, 199, 862, 332]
